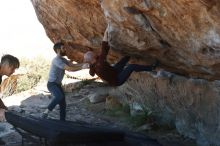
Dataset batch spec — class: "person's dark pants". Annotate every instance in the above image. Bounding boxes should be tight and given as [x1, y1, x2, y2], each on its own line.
[114, 56, 153, 86]
[47, 82, 66, 121]
[0, 138, 5, 145]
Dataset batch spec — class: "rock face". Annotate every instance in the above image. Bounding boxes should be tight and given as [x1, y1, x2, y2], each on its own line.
[30, 0, 220, 145]
[31, 0, 220, 80]
[102, 0, 220, 80]
[31, 0, 107, 62]
[111, 72, 220, 146]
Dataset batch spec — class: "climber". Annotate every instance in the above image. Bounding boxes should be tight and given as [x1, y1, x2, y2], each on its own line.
[84, 26, 159, 86]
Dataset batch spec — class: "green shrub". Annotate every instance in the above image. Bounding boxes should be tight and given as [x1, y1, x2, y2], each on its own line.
[128, 113, 149, 128]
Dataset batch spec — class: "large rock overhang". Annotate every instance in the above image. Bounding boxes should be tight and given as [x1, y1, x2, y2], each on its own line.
[30, 0, 220, 145]
[31, 0, 220, 80]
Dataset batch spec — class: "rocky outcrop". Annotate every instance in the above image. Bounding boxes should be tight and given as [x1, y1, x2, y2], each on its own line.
[31, 0, 220, 80]
[31, 0, 106, 62]
[30, 0, 220, 145]
[111, 72, 220, 146]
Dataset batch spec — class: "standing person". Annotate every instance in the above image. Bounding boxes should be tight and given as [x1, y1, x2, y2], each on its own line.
[0, 54, 20, 145]
[84, 28, 159, 86]
[42, 42, 89, 121]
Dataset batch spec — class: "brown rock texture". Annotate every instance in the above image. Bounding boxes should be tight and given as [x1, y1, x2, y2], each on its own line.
[101, 0, 220, 80]
[31, 0, 107, 62]
[31, 0, 220, 80]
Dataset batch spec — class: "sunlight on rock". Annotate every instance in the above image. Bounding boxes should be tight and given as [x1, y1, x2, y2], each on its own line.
[2, 93, 29, 106]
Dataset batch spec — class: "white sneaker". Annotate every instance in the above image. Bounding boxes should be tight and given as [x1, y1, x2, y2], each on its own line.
[153, 70, 173, 78]
[41, 109, 50, 119]
[41, 112, 48, 119]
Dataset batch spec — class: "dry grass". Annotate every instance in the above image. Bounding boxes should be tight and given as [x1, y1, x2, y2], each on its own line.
[1, 56, 50, 98]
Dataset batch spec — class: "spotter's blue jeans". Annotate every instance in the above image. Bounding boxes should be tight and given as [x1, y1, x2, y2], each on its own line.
[47, 82, 66, 121]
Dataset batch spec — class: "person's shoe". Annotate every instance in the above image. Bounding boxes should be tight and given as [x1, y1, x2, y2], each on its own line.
[41, 112, 48, 119]
[151, 60, 160, 70]
[152, 69, 173, 78]
[0, 138, 5, 145]
[124, 56, 131, 62]
[41, 109, 50, 119]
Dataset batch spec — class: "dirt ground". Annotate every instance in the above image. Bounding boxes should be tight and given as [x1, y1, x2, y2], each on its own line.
[0, 75, 197, 146]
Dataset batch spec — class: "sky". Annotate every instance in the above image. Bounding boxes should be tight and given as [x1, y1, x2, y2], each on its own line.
[0, 0, 54, 59]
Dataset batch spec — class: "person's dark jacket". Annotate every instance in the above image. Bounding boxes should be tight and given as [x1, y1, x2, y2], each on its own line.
[89, 41, 117, 86]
